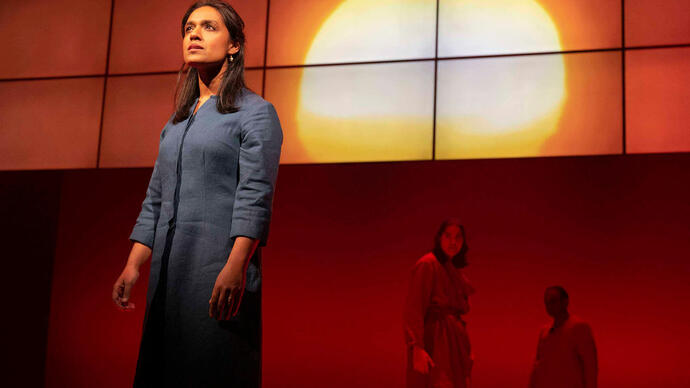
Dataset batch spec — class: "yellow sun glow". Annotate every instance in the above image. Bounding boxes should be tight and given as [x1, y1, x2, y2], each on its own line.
[296, 0, 566, 163]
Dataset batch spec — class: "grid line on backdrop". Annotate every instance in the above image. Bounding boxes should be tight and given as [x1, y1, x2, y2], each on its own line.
[96, 0, 117, 167]
[1, 43, 687, 83]
[621, 0, 627, 154]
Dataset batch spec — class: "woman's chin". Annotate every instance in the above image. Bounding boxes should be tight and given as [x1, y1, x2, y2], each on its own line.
[185, 59, 225, 70]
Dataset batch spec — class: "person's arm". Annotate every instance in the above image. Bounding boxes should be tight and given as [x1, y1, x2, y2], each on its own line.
[528, 330, 544, 388]
[404, 259, 435, 374]
[209, 101, 282, 320]
[128, 128, 166, 249]
[229, 101, 282, 245]
[112, 242, 152, 310]
[113, 127, 167, 310]
[209, 236, 259, 320]
[460, 271, 476, 297]
[575, 323, 598, 388]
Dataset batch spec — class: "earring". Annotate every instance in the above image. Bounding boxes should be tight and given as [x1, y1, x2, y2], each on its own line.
[229, 55, 234, 62]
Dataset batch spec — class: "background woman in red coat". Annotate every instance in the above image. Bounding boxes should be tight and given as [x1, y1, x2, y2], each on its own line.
[405, 218, 475, 388]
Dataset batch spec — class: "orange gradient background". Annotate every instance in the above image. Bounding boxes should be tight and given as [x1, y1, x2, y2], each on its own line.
[436, 52, 622, 159]
[626, 47, 690, 154]
[625, 0, 690, 47]
[265, 0, 627, 163]
[1, 0, 688, 169]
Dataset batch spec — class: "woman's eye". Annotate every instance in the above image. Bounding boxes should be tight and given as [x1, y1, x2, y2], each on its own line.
[205, 24, 215, 30]
[185, 25, 193, 32]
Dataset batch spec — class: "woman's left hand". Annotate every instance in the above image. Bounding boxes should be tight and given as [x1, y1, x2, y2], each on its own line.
[209, 261, 246, 320]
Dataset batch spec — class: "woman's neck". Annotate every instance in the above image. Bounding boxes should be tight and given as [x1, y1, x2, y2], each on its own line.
[196, 61, 227, 100]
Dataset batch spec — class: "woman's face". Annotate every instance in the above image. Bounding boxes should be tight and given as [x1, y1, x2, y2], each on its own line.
[182, 6, 238, 69]
[440, 224, 463, 258]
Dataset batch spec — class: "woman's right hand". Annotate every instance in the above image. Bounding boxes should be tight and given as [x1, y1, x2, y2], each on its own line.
[112, 265, 140, 311]
[413, 346, 435, 375]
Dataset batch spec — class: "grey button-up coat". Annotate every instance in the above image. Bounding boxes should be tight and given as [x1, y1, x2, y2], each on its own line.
[129, 89, 282, 386]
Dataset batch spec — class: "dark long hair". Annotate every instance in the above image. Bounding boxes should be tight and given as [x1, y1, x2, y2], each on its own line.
[173, 0, 246, 124]
[432, 218, 469, 268]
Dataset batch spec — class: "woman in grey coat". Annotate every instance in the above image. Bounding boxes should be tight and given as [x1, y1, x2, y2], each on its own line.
[111, 2, 282, 387]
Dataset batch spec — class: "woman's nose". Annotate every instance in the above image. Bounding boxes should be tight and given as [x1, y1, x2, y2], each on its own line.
[189, 27, 202, 40]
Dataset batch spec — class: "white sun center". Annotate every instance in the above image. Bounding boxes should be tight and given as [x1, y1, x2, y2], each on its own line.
[295, 0, 566, 162]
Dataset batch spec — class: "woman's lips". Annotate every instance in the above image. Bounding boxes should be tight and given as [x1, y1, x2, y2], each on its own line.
[188, 45, 203, 50]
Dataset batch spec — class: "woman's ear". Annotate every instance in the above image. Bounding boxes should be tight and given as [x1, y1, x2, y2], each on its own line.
[227, 43, 240, 56]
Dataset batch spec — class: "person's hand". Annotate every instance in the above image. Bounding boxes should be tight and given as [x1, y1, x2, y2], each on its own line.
[412, 346, 435, 374]
[112, 265, 139, 311]
[209, 262, 246, 320]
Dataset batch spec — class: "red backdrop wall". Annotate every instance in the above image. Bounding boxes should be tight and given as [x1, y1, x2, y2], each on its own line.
[43, 153, 690, 387]
[1, 1, 687, 387]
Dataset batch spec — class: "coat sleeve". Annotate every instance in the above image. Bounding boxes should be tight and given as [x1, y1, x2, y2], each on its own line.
[404, 259, 434, 350]
[129, 127, 167, 248]
[574, 323, 598, 388]
[459, 271, 476, 296]
[230, 101, 283, 246]
[528, 329, 545, 388]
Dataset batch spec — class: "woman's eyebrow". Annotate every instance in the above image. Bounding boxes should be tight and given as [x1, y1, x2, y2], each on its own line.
[185, 19, 219, 26]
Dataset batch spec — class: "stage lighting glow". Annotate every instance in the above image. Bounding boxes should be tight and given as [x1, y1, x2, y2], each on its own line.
[294, 0, 437, 163]
[295, 62, 435, 163]
[291, 0, 566, 162]
[439, 0, 563, 56]
[436, 0, 566, 158]
[303, 0, 436, 65]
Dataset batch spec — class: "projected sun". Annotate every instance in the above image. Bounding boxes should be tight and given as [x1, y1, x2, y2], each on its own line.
[438, 0, 564, 56]
[436, 0, 566, 159]
[294, 0, 566, 162]
[291, 0, 435, 163]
